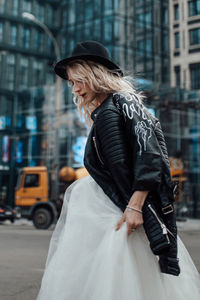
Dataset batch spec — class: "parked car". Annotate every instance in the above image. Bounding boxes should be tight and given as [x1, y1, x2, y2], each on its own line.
[0, 206, 19, 223]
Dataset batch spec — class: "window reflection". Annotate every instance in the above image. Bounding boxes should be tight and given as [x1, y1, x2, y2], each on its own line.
[85, 0, 93, 20]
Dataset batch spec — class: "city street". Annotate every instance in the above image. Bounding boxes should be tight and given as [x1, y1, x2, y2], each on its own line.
[0, 220, 200, 300]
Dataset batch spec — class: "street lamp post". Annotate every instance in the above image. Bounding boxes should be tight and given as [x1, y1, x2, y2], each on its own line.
[22, 12, 62, 201]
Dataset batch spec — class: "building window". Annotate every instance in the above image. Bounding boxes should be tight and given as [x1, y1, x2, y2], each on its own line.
[22, 27, 30, 48]
[174, 32, 180, 48]
[146, 38, 153, 55]
[188, 0, 200, 17]
[47, 5, 53, 25]
[137, 13, 145, 28]
[0, 0, 5, 13]
[34, 30, 44, 51]
[61, 38, 67, 56]
[32, 61, 43, 86]
[190, 63, 200, 89]
[94, 0, 101, 15]
[114, 19, 120, 40]
[162, 7, 168, 25]
[85, 0, 93, 20]
[104, 19, 112, 42]
[145, 11, 152, 29]
[174, 66, 181, 87]
[0, 22, 3, 41]
[137, 39, 145, 56]
[47, 37, 53, 54]
[104, 0, 113, 11]
[6, 54, 15, 90]
[12, 0, 19, 16]
[10, 25, 17, 46]
[20, 57, 28, 88]
[68, 0, 75, 24]
[113, 45, 120, 64]
[76, 24, 82, 41]
[84, 22, 92, 39]
[93, 19, 101, 40]
[35, 2, 44, 22]
[76, 0, 84, 22]
[174, 4, 179, 20]
[46, 70, 54, 85]
[162, 33, 169, 53]
[114, 0, 120, 10]
[189, 28, 200, 45]
[68, 39, 75, 55]
[62, 9, 67, 27]
[23, 0, 32, 13]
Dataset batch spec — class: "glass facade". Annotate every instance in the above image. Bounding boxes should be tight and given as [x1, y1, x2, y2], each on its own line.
[6, 55, 15, 90]
[10, 25, 17, 46]
[60, 0, 169, 84]
[190, 63, 200, 89]
[188, 0, 200, 16]
[189, 28, 200, 45]
[22, 27, 30, 48]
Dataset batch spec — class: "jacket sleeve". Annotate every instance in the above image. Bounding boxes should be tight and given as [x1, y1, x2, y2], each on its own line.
[114, 92, 168, 194]
[95, 108, 133, 203]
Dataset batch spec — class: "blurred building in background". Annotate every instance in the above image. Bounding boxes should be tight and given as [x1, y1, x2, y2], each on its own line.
[0, 0, 60, 205]
[170, 0, 200, 90]
[59, 0, 169, 84]
[0, 0, 200, 217]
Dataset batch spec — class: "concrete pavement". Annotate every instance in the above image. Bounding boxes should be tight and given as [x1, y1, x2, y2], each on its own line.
[0, 218, 199, 300]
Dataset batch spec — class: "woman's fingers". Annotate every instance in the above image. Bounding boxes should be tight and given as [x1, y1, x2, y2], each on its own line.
[115, 214, 125, 231]
[127, 222, 134, 236]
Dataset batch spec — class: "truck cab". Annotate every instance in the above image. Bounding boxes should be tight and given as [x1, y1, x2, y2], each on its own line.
[15, 166, 57, 229]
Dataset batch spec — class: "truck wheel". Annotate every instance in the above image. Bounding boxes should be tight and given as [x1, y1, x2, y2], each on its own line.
[33, 208, 52, 229]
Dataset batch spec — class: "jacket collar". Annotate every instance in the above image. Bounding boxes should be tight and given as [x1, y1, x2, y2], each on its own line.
[91, 94, 113, 121]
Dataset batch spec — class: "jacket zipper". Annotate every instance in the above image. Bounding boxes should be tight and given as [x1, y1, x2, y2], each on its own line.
[93, 137, 104, 165]
[148, 204, 170, 244]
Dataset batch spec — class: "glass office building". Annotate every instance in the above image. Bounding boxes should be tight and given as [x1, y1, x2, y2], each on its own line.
[60, 0, 169, 84]
[0, 0, 60, 206]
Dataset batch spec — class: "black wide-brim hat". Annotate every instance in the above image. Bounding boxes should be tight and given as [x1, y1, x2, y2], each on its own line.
[54, 40, 123, 80]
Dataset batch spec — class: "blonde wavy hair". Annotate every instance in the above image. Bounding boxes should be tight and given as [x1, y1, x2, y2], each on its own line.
[66, 60, 144, 126]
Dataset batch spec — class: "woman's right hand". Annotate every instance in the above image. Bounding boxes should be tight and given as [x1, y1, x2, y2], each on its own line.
[115, 208, 143, 236]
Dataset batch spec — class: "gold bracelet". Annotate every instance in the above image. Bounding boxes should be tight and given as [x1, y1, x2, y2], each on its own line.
[126, 205, 143, 214]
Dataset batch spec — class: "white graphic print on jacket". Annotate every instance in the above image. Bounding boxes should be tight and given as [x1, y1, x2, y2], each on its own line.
[114, 92, 153, 156]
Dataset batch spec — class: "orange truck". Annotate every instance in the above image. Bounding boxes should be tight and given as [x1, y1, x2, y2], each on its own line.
[15, 159, 186, 230]
[15, 166, 88, 229]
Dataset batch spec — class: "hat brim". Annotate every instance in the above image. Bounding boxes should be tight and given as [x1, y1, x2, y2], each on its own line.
[54, 54, 123, 80]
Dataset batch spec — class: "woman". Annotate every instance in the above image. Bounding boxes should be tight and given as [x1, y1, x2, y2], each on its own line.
[37, 41, 200, 300]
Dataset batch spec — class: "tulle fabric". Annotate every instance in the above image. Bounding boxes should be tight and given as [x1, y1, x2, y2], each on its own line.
[37, 176, 200, 300]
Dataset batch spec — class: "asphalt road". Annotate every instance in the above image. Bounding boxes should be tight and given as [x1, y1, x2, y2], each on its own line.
[0, 224, 52, 300]
[0, 222, 199, 300]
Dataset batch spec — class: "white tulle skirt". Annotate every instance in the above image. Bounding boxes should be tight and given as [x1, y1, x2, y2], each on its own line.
[37, 176, 200, 300]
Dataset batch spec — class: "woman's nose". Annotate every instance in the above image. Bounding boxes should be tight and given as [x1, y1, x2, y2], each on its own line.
[73, 82, 81, 93]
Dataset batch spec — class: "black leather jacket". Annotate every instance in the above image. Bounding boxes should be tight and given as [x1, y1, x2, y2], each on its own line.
[84, 92, 180, 275]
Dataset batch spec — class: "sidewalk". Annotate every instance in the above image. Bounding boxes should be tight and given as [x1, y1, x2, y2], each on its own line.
[2, 218, 200, 232]
[177, 218, 200, 232]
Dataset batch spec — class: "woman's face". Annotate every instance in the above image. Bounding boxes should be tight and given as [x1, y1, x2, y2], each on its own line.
[67, 72, 97, 104]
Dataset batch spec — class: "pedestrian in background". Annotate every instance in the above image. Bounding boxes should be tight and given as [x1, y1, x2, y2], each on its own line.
[37, 41, 200, 300]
